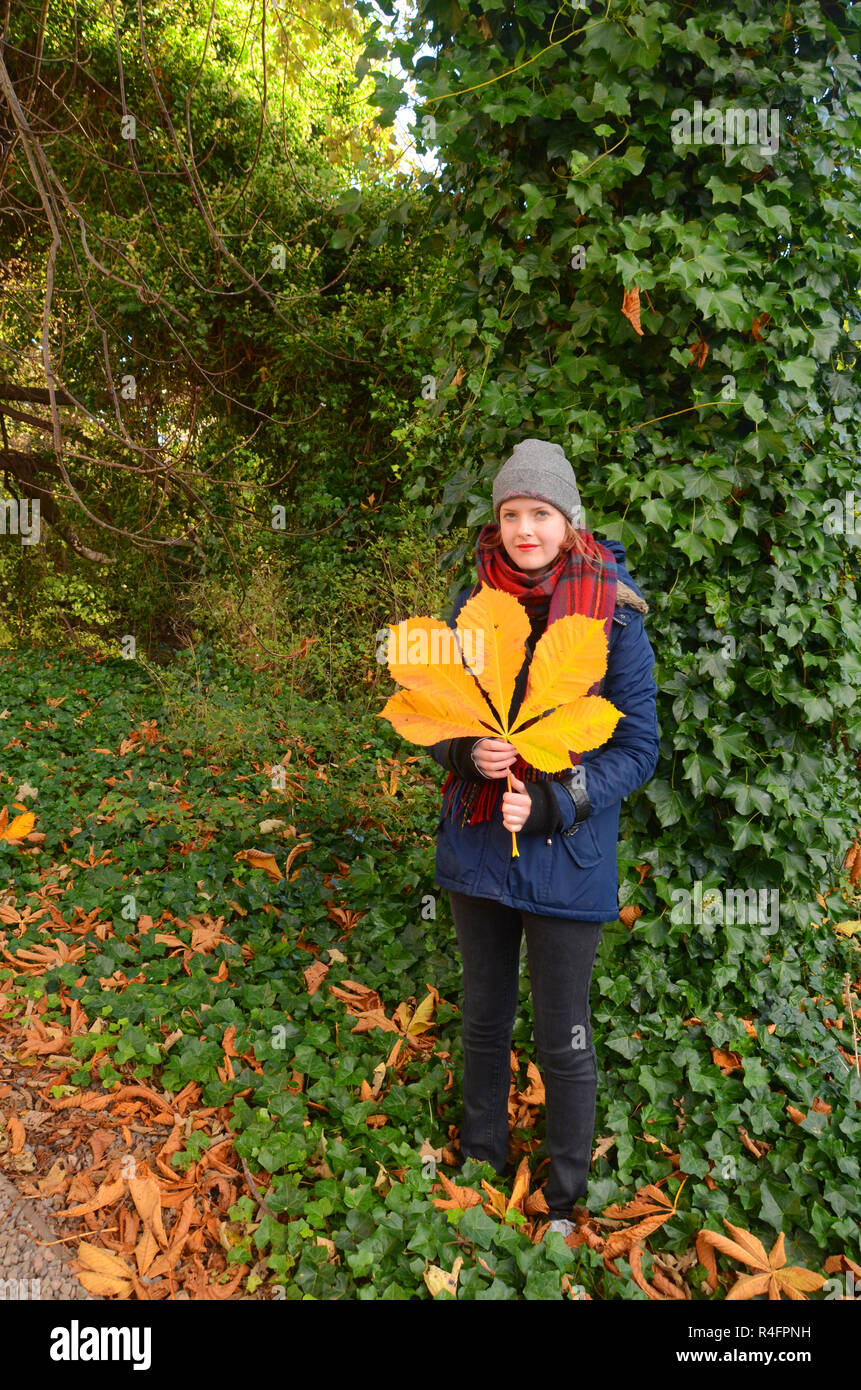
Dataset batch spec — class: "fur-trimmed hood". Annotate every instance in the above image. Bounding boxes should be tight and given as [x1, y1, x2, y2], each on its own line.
[616, 579, 648, 614]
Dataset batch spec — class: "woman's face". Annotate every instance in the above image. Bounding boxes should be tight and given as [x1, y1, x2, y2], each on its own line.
[498, 497, 568, 571]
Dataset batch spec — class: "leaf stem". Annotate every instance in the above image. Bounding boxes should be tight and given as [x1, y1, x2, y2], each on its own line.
[506, 768, 519, 858]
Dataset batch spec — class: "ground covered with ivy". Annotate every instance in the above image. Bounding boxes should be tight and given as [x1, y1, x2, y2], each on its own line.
[0, 649, 858, 1300]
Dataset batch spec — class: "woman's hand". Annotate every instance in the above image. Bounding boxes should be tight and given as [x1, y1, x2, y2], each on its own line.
[472, 741, 532, 832]
[472, 738, 518, 778]
[501, 773, 533, 833]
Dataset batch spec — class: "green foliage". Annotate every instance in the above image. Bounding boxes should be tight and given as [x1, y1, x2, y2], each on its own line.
[4, 0, 861, 1302]
[0, 0, 454, 654]
[358, 1, 861, 940]
[1, 651, 859, 1298]
[166, 492, 471, 708]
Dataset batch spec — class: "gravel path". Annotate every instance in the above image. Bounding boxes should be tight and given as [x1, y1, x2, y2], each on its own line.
[0, 1170, 100, 1300]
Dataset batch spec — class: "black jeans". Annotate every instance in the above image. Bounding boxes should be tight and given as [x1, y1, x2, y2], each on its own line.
[447, 890, 604, 1220]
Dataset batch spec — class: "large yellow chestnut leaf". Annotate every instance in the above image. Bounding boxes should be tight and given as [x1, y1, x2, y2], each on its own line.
[380, 687, 501, 746]
[509, 697, 624, 771]
[455, 587, 530, 727]
[512, 613, 609, 729]
[378, 584, 623, 858]
[385, 618, 495, 725]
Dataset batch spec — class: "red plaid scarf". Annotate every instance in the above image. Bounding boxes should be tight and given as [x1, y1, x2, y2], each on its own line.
[439, 524, 619, 827]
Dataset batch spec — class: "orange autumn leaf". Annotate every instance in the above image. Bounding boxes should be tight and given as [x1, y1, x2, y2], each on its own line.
[383, 615, 500, 732]
[525, 1187, 549, 1217]
[234, 848, 283, 881]
[739, 1128, 771, 1159]
[379, 586, 622, 856]
[74, 1241, 134, 1299]
[153, 933, 186, 950]
[688, 336, 709, 369]
[603, 1180, 678, 1222]
[0, 807, 35, 842]
[711, 1047, 743, 1074]
[284, 839, 312, 879]
[629, 1241, 688, 1300]
[517, 1059, 545, 1107]
[823, 1252, 861, 1281]
[603, 1179, 687, 1259]
[328, 979, 378, 1009]
[843, 838, 861, 884]
[2, 939, 86, 973]
[349, 1007, 399, 1035]
[696, 1220, 826, 1300]
[8, 1113, 26, 1153]
[479, 1179, 509, 1219]
[128, 1169, 168, 1276]
[330, 978, 398, 1033]
[303, 960, 330, 996]
[188, 914, 232, 954]
[57, 1174, 126, 1219]
[506, 1155, 532, 1215]
[621, 286, 644, 335]
[431, 1172, 483, 1212]
[454, 586, 531, 737]
[739, 1016, 777, 1038]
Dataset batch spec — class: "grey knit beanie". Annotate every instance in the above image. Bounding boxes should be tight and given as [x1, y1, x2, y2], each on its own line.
[492, 438, 581, 526]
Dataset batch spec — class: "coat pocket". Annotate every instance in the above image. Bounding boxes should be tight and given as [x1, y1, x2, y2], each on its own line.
[559, 814, 603, 868]
[435, 812, 490, 888]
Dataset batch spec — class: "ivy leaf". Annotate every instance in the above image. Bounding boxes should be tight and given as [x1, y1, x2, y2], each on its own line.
[646, 779, 684, 827]
[675, 532, 714, 563]
[742, 192, 792, 236]
[741, 391, 768, 423]
[779, 358, 818, 388]
[705, 174, 742, 205]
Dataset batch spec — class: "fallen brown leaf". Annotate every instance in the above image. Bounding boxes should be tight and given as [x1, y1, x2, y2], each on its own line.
[303, 960, 329, 996]
[74, 1241, 134, 1299]
[234, 849, 283, 881]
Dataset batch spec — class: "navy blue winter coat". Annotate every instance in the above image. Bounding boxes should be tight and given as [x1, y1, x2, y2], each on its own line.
[428, 539, 660, 922]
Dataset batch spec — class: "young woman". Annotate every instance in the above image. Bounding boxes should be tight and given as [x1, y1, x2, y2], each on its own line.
[427, 438, 660, 1237]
